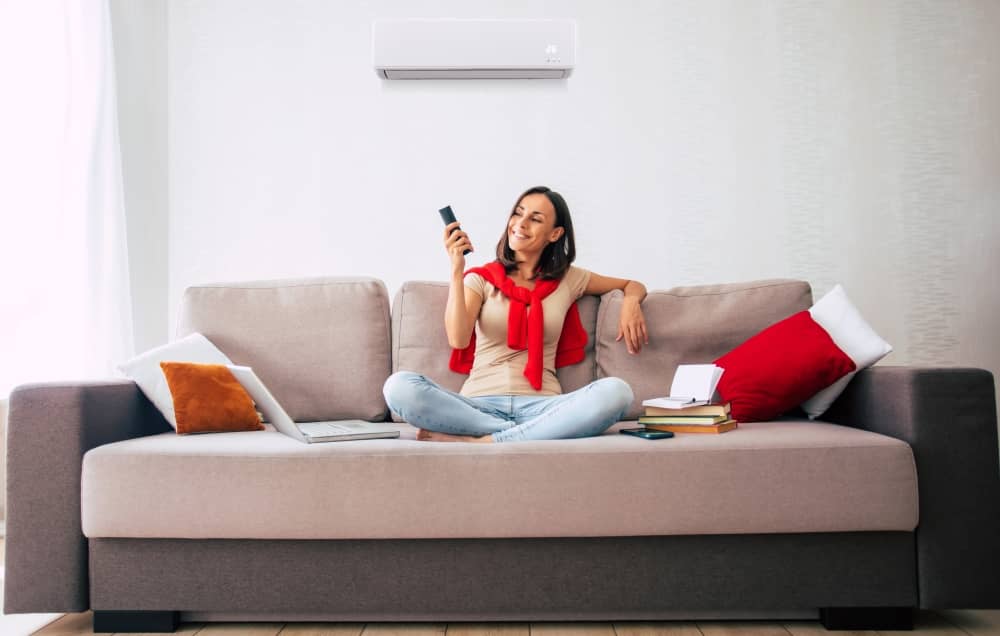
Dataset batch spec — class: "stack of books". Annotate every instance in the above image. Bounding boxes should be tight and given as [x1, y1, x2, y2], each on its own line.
[638, 401, 738, 434]
[639, 364, 737, 433]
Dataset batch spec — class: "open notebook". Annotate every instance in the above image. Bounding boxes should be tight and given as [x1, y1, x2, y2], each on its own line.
[227, 365, 399, 443]
[642, 363, 724, 409]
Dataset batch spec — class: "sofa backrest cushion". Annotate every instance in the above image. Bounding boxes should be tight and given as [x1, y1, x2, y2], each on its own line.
[597, 279, 813, 419]
[391, 281, 466, 398]
[390, 281, 599, 421]
[176, 277, 391, 422]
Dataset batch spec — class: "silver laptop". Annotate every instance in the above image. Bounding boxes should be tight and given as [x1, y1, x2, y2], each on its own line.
[227, 365, 400, 443]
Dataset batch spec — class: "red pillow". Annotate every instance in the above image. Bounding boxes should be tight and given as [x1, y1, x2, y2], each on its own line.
[714, 311, 856, 422]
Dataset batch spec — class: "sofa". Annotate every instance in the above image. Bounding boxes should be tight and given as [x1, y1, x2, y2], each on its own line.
[5, 276, 1000, 633]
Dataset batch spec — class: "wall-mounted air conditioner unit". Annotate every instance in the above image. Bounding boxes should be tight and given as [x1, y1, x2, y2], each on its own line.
[372, 19, 576, 80]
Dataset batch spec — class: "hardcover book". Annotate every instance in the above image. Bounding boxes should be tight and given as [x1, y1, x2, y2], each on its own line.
[643, 420, 739, 434]
[638, 414, 731, 425]
[644, 402, 731, 417]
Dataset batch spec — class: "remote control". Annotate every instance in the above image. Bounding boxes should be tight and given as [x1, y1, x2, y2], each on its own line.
[439, 205, 471, 255]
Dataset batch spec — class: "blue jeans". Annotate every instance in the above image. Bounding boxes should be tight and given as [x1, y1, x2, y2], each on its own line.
[382, 371, 634, 443]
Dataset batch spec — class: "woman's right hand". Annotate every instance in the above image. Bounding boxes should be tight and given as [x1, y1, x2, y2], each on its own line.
[444, 221, 474, 274]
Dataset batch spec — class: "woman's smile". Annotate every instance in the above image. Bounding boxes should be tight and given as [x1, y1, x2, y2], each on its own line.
[508, 220, 538, 248]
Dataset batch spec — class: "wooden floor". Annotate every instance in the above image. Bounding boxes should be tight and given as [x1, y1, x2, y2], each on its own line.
[3, 537, 997, 636]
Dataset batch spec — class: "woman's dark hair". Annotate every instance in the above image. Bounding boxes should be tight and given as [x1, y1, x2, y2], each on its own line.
[495, 185, 576, 280]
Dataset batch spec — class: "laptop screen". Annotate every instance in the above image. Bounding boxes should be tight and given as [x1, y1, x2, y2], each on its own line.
[226, 365, 305, 440]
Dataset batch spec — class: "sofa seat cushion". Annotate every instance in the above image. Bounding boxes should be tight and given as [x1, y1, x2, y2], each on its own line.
[81, 420, 917, 540]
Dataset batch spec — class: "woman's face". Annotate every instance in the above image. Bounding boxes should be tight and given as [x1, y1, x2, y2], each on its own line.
[507, 193, 564, 255]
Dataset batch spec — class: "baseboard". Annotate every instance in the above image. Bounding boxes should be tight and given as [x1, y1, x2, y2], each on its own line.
[0, 612, 62, 635]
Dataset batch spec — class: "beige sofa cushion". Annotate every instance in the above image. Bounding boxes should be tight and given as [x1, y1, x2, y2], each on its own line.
[390, 281, 466, 396]
[176, 277, 391, 422]
[598, 279, 813, 418]
[81, 419, 917, 540]
[390, 281, 599, 421]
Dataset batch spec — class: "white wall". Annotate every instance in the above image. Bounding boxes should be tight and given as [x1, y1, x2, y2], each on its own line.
[144, 1, 999, 382]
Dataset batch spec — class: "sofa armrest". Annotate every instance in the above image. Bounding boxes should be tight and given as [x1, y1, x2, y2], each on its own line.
[823, 366, 1000, 609]
[4, 380, 171, 613]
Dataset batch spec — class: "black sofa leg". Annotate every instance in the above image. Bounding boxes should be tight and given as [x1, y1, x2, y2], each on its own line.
[93, 610, 180, 633]
[820, 607, 913, 631]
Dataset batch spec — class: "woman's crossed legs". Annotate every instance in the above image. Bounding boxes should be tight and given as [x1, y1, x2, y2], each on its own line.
[382, 371, 633, 443]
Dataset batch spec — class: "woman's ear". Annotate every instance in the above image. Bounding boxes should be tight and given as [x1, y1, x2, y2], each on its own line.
[549, 227, 565, 243]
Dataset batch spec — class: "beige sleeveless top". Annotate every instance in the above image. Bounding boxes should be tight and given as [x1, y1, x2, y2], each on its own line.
[460, 265, 591, 397]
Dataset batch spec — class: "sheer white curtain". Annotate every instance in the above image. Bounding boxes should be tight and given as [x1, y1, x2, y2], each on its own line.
[0, 0, 134, 397]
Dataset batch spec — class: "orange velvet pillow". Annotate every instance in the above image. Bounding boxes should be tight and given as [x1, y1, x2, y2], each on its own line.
[159, 362, 264, 434]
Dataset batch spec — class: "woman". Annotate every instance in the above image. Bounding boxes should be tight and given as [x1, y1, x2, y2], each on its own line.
[383, 186, 648, 443]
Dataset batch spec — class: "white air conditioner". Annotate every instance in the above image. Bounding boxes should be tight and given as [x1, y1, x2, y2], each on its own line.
[372, 19, 576, 79]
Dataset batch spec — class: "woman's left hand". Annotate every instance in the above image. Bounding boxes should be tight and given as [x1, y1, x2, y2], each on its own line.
[616, 298, 649, 354]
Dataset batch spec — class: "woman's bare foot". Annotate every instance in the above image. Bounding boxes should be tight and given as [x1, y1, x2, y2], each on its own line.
[416, 428, 493, 443]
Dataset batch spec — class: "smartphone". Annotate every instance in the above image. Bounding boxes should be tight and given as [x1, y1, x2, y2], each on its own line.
[439, 205, 471, 255]
[620, 427, 674, 440]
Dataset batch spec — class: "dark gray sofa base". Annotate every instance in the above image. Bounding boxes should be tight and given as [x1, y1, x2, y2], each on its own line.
[90, 532, 916, 628]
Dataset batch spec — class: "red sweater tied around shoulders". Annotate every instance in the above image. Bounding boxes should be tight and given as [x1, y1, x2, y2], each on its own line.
[448, 261, 588, 390]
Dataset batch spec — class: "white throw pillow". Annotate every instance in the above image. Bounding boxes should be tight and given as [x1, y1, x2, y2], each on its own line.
[801, 284, 893, 419]
[117, 333, 234, 429]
